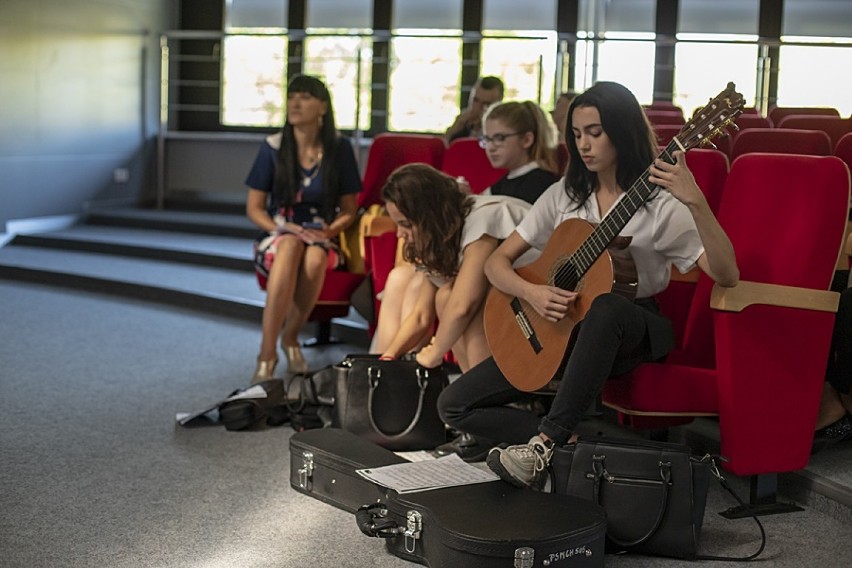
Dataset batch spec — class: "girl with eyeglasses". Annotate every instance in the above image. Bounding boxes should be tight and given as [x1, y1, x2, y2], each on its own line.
[479, 101, 561, 205]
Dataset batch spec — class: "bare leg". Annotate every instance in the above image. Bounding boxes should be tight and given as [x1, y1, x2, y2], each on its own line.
[816, 382, 848, 429]
[280, 244, 329, 348]
[259, 236, 304, 360]
[370, 264, 430, 353]
[434, 283, 490, 374]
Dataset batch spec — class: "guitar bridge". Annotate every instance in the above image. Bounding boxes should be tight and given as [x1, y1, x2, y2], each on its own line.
[511, 298, 542, 354]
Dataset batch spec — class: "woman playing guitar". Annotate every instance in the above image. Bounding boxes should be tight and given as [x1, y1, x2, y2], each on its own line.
[436, 81, 741, 489]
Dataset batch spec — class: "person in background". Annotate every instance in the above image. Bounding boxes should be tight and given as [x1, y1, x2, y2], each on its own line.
[479, 100, 561, 204]
[812, 270, 852, 452]
[438, 81, 739, 488]
[444, 76, 505, 143]
[245, 75, 361, 383]
[552, 90, 578, 142]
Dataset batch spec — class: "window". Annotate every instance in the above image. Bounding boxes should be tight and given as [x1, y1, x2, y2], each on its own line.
[574, 0, 656, 101]
[388, 37, 463, 132]
[388, 0, 463, 132]
[303, 37, 373, 131]
[220, 0, 288, 127]
[221, 35, 288, 126]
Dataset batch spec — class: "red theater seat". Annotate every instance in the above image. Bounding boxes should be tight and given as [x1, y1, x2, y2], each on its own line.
[730, 128, 832, 160]
[359, 133, 445, 209]
[603, 154, 849, 511]
[776, 115, 852, 147]
[767, 105, 840, 125]
[440, 137, 507, 194]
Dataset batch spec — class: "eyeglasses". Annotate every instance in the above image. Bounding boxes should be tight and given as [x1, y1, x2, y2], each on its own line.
[478, 132, 522, 148]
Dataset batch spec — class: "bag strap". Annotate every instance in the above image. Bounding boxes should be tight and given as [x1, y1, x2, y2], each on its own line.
[366, 365, 429, 440]
[588, 455, 672, 548]
[694, 457, 766, 562]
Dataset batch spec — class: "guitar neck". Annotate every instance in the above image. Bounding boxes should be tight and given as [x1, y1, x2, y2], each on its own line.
[567, 138, 684, 282]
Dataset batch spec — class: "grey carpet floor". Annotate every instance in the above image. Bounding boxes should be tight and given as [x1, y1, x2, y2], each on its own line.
[1, 281, 851, 567]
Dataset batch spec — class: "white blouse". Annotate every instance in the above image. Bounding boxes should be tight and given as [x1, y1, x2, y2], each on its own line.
[515, 179, 705, 298]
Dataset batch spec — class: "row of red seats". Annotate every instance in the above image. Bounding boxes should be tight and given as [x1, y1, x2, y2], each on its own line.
[359, 134, 570, 209]
[652, 105, 851, 159]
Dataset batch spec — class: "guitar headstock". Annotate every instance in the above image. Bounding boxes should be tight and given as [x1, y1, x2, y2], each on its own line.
[674, 82, 745, 151]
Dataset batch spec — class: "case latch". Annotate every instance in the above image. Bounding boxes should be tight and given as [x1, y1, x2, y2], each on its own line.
[404, 510, 422, 553]
[514, 546, 535, 568]
[298, 451, 314, 489]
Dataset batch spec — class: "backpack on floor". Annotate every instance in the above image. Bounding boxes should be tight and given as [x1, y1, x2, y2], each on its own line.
[218, 379, 290, 431]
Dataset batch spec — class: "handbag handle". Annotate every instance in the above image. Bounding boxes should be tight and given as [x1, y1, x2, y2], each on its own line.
[589, 455, 671, 548]
[366, 365, 429, 440]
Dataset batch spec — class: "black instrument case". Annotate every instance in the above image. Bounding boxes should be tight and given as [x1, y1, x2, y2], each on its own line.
[358, 482, 607, 567]
[291, 429, 607, 567]
[289, 427, 406, 513]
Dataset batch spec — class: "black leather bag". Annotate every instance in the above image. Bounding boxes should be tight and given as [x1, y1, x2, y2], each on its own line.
[283, 370, 337, 431]
[332, 354, 448, 451]
[550, 436, 712, 560]
[218, 379, 290, 431]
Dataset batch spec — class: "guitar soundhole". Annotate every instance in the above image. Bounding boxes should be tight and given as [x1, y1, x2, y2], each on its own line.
[550, 258, 582, 292]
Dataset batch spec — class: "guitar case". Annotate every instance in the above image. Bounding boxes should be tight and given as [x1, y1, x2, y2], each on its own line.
[357, 480, 607, 567]
[289, 428, 406, 513]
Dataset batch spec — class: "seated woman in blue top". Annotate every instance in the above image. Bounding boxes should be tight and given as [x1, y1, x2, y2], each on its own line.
[245, 75, 361, 382]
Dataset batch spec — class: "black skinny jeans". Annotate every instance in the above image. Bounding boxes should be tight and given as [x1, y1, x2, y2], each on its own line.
[826, 287, 852, 395]
[438, 293, 671, 445]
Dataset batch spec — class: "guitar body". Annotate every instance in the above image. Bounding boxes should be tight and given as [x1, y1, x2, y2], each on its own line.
[484, 218, 638, 392]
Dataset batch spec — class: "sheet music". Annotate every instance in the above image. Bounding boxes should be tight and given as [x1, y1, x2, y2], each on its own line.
[176, 384, 268, 426]
[356, 454, 499, 493]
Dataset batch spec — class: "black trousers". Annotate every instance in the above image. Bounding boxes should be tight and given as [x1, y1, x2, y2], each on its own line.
[826, 286, 852, 395]
[438, 293, 672, 446]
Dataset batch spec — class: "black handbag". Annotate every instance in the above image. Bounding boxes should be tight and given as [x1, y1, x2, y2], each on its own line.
[332, 354, 449, 451]
[283, 370, 337, 431]
[217, 379, 290, 431]
[550, 436, 765, 561]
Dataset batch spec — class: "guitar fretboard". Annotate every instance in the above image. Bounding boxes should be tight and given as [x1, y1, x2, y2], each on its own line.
[554, 138, 684, 290]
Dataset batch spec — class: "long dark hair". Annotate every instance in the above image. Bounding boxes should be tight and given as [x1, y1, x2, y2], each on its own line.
[272, 75, 341, 222]
[564, 81, 658, 207]
[381, 164, 473, 280]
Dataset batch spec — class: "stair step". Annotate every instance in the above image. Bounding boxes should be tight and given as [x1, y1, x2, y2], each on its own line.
[12, 225, 252, 271]
[84, 207, 257, 239]
[0, 244, 265, 321]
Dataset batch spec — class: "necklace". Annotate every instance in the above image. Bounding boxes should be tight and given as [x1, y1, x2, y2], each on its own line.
[300, 150, 323, 187]
[301, 165, 320, 188]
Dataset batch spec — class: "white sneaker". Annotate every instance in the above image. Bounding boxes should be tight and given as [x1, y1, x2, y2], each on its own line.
[486, 435, 553, 489]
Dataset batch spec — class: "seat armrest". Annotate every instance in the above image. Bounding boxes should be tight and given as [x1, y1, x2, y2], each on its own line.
[711, 281, 839, 313]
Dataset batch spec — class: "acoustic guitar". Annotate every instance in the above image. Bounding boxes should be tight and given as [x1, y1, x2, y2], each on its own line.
[483, 82, 745, 392]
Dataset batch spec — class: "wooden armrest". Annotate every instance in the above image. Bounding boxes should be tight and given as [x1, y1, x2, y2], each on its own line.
[363, 215, 397, 238]
[711, 281, 839, 313]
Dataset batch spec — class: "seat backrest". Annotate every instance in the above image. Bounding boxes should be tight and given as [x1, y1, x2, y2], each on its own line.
[767, 105, 840, 125]
[643, 109, 685, 126]
[557, 142, 570, 175]
[360, 133, 446, 208]
[721, 153, 849, 289]
[776, 115, 852, 147]
[671, 154, 850, 368]
[734, 114, 773, 130]
[836, 132, 852, 172]
[730, 128, 832, 160]
[440, 137, 507, 193]
[685, 148, 729, 215]
[653, 124, 684, 147]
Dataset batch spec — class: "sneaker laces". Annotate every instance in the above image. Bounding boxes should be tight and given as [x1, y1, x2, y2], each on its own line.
[530, 438, 553, 473]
